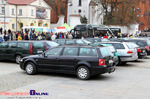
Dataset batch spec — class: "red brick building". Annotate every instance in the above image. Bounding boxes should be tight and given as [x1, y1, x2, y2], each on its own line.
[137, 0, 150, 31]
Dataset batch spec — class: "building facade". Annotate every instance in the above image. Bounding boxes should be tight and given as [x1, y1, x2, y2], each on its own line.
[137, 0, 150, 31]
[0, 0, 51, 32]
[67, 0, 104, 27]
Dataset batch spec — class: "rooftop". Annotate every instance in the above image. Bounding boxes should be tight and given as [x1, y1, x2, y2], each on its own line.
[8, 0, 36, 5]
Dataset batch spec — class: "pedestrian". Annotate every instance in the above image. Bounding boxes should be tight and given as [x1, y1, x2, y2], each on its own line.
[68, 33, 73, 39]
[24, 32, 29, 40]
[37, 34, 42, 40]
[4, 32, 10, 41]
[29, 29, 33, 40]
[12, 32, 16, 40]
[0, 27, 2, 34]
[51, 33, 56, 41]
[18, 34, 22, 41]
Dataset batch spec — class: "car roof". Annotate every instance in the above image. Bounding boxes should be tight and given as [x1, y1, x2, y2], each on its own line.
[58, 44, 105, 48]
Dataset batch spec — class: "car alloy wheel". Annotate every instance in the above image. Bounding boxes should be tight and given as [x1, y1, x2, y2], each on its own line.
[77, 66, 90, 80]
[15, 55, 22, 64]
[25, 62, 37, 75]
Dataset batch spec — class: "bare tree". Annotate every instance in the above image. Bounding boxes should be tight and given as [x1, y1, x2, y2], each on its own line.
[95, 0, 139, 25]
[44, 0, 68, 16]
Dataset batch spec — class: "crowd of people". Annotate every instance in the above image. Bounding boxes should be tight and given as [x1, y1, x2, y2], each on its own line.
[0, 27, 149, 42]
[0, 28, 77, 42]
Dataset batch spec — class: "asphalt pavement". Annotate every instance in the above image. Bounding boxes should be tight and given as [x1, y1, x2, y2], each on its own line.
[0, 57, 150, 99]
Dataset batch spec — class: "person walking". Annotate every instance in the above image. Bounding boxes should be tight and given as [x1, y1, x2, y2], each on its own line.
[18, 34, 22, 41]
[24, 32, 29, 40]
[12, 32, 16, 40]
[51, 33, 56, 41]
[4, 32, 10, 41]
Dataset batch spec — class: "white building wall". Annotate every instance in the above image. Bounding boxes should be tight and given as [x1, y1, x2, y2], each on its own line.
[67, 0, 104, 28]
[67, 0, 91, 26]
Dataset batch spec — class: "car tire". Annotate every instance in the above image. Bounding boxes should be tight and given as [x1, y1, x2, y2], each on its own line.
[15, 55, 22, 64]
[76, 66, 90, 80]
[117, 57, 121, 66]
[25, 62, 37, 75]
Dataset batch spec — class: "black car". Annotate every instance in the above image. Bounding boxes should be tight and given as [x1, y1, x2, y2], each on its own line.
[0, 41, 59, 63]
[20, 45, 115, 80]
[85, 38, 110, 43]
[127, 39, 150, 55]
[53, 39, 91, 45]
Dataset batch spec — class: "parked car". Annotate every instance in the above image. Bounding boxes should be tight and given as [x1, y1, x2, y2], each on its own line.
[127, 39, 150, 55]
[85, 38, 110, 43]
[20, 45, 115, 80]
[94, 42, 138, 65]
[128, 43, 147, 59]
[53, 39, 91, 45]
[0, 41, 59, 63]
[90, 43, 119, 65]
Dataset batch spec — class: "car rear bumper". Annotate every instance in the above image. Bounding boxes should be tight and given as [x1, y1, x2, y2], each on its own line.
[91, 66, 115, 75]
[138, 53, 147, 59]
[120, 56, 138, 62]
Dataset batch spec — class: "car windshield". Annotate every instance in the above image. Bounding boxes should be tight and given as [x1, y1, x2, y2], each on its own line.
[99, 47, 113, 57]
[45, 41, 59, 47]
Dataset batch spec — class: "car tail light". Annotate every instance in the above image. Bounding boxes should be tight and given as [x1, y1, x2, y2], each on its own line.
[145, 46, 150, 51]
[137, 48, 142, 53]
[127, 51, 133, 54]
[99, 59, 105, 66]
[30, 42, 33, 54]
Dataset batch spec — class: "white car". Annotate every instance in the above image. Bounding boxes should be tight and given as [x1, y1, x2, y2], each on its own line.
[96, 42, 138, 65]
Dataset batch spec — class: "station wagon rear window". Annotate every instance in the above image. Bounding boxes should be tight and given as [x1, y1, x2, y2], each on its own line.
[79, 48, 97, 56]
[99, 47, 113, 57]
[33, 42, 44, 48]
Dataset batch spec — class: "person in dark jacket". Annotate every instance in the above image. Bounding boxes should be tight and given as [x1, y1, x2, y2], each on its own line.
[4, 32, 10, 41]
[24, 32, 29, 40]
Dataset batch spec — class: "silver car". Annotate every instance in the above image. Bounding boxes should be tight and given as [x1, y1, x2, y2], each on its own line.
[96, 42, 138, 65]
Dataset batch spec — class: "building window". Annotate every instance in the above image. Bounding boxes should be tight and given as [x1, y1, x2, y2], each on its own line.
[79, 0, 82, 6]
[12, 8, 15, 15]
[19, 9, 22, 15]
[31, 9, 34, 16]
[12, 24, 15, 29]
[2, 7, 4, 14]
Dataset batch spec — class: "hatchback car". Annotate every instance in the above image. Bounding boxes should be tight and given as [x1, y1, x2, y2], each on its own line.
[127, 39, 150, 55]
[53, 39, 91, 45]
[94, 42, 138, 65]
[0, 41, 59, 63]
[20, 45, 115, 80]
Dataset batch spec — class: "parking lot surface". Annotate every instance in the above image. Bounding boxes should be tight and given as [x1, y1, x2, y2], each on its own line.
[0, 57, 150, 99]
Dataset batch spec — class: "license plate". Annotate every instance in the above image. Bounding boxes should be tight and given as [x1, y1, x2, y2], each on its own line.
[109, 60, 113, 63]
[37, 51, 43, 53]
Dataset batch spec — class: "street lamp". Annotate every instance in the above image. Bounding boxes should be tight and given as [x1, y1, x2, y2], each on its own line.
[3, 0, 7, 32]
